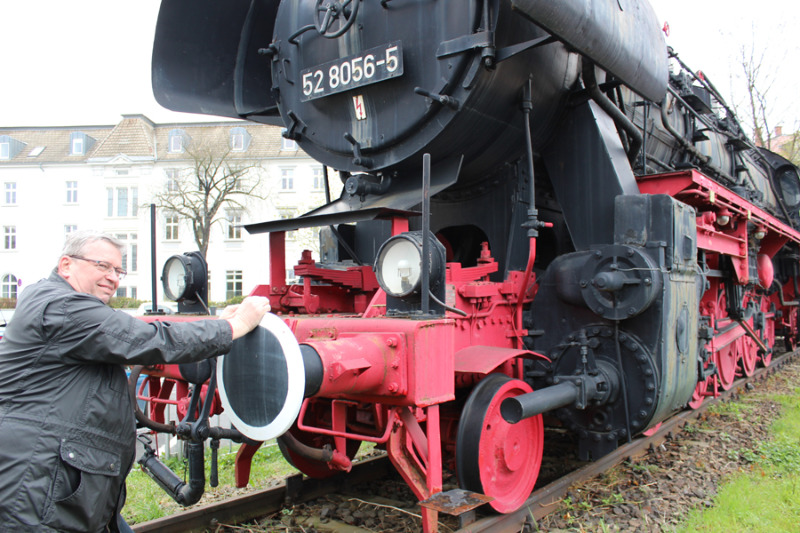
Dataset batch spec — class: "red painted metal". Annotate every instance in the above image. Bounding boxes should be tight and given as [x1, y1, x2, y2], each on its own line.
[252, 232, 379, 313]
[234, 443, 261, 488]
[269, 236, 541, 532]
[475, 378, 543, 513]
[757, 253, 775, 289]
[291, 317, 455, 406]
[385, 405, 443, 533]
[638, 170, 800, 284]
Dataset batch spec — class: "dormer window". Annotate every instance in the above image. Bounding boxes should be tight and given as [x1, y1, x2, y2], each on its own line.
[281, 137, 298, 151]
[69, 132, 95, 156]
[230, 127, 251, 152]
[0, 135, 24, 160]
[168, 129, 188, 153]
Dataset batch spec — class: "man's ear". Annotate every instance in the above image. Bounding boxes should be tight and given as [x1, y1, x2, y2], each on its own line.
[57, 255, 72, 278]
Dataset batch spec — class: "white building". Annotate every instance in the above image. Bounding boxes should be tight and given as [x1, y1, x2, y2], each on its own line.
[0, 115, 328, 305]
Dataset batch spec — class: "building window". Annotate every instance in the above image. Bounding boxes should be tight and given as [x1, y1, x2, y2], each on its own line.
[230, 126, 251, 151]
[66, 181, 78, 204]
[168, 129, 187, 153]
[115, 233, 138, 274]
[166, 169, 180, 193]
[3, 226, 16, 250]
[1, 274, 17, 299]
[281, 137, 297, 151]
[226, 270, 243, 300]
[68, 132, 95, 156]
[227, 211, 242, 240]
[130, 242, 138, 272]
[231, 133, 245, 151]
[281, 168, 294, 190]
[279, 209, 297, 240]
[4, 182, 16, 205]
[165, 214, 179, 240]
[285, 268, 296, 283]
[118, 188, 128, 217]
[65, 225, 77, 236]
[130, 287, 137, 300]
[107, 187, 138, 217]
[312, 167, 325, 190]
[116, 287, 127, 298]
[0, 136, 24, 160]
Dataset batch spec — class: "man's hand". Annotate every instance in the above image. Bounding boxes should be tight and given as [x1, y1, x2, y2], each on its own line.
[223, 296, 271, 340]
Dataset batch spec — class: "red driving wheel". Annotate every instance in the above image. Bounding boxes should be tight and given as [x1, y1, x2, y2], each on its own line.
[456, 374, 543, 513]
[713, 290, 737, 390]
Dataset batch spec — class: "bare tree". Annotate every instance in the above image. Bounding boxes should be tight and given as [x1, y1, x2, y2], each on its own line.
[738, 40, 775, 148]
[152, 142, 264, 259]
[779, 129, 800, 165]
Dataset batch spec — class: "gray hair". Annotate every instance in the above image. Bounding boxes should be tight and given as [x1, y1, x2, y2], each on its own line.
[61, 230, 125, 259]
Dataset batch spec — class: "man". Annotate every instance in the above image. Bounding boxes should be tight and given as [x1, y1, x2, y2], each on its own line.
[0, 230, 270, 532]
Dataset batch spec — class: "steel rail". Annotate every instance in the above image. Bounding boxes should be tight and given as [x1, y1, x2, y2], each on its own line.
[132, 454, 393, 532]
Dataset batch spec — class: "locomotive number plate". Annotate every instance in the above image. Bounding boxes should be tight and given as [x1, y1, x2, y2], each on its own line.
[300, 41, 403, 101]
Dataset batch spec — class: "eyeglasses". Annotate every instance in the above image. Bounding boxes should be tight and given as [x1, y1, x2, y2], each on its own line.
[68, 255, 127, 280]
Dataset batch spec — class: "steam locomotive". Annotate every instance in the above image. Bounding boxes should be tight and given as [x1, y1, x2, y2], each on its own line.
[132, 1, 800, 530]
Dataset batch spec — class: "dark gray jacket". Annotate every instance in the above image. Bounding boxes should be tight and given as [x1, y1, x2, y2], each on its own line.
[0, 271, 233, 532]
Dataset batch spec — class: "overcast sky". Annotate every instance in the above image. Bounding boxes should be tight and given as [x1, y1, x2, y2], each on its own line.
[1, 1, 798, 133]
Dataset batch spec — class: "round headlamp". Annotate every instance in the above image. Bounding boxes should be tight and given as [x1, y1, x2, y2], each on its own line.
[375, 234, 424, 297]
[375, 231, 444, 298]
[162, 252, 207, 302]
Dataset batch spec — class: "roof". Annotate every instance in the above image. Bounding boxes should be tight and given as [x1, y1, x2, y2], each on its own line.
[0, 115, 303, 165]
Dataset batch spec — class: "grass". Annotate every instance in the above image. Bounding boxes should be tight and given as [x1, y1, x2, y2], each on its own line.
[675, 387, 800, 533]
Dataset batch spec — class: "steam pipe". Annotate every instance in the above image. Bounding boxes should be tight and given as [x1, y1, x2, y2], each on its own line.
[501, 367, 618, 423]
[277, 431, 333, 463]
[583, 62, 642, 163]
[501, 381, 578, 423]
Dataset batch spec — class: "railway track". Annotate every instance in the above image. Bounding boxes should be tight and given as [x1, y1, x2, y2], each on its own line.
[132, 349, 796, 533]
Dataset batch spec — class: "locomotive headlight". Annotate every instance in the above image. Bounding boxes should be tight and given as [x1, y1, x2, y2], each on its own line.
[162, 251, 207, 302]
[375, 235, 423, 297]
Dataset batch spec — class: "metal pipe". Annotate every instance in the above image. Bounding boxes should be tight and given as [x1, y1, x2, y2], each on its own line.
[421, 153, 431, 315]
[500, 381, 578, 423]
[138, 441, 206, 506]
[277, 431, 333, 463]
[583, 62, 642, 163]
[150, 204, 158, 313]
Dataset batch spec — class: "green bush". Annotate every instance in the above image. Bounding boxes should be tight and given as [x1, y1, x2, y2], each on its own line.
[0, 298, 15, 309]
[211, 295, 246, 308]
[109, 297, 143, 309]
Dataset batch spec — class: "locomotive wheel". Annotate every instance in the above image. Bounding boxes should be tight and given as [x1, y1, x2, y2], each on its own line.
[761, 346, 773, 367]
[688, 376, 712, 409]
[759, 297, 775, 367]
[456, 374, 543, 513]
[739, 336, 758, 376]
[277, 423, 361, 479]
[714, 342, 737, 390]
[713, 291, 737, 390]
